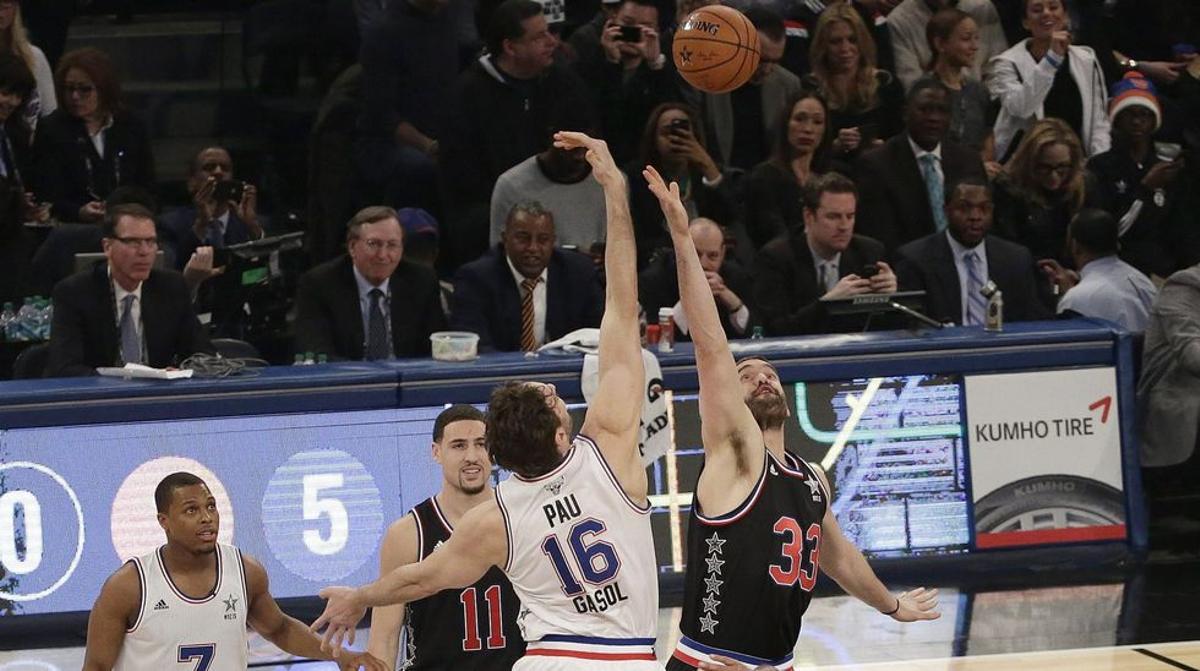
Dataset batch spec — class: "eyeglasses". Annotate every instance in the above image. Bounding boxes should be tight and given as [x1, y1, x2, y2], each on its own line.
[63, 84, 96, 96]
[1033, 162, 1075, 177]
[112, 236, 159, 250]
[359, 238, 402, 252]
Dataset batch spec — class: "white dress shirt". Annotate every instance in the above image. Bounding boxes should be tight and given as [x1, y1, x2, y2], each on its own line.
[808, 243, 842, 295]
[946, 231, 989, 326]
[507, 257, 549, 347]
[1058, 255, 1157, 332]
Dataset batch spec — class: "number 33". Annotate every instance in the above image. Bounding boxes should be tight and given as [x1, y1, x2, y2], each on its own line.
[768, 517, 820, 590]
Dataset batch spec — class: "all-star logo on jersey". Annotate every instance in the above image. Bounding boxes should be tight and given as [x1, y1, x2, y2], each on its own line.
[223, 595, 239, 620]
[806, 478, 822, 502]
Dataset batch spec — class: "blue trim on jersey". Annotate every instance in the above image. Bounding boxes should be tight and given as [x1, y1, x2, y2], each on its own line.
[539, 634, 657, 646]
[235, 547, 248, 612]
[678, 635, 795, 665]
[158, 544, 221, 604]
[126, 557, 146, 633]
[695, 451, 769, 526]
[577, 433, 651, 515]
[494, 488, 513, 573]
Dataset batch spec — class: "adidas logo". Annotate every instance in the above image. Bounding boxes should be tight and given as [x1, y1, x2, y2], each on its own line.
[153, 599, 169, 611]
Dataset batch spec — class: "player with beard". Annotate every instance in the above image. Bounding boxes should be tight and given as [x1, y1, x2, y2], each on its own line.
[642, 166, 940, 671]
[82, 472, 384, 671]
[367, 404, 525, 669]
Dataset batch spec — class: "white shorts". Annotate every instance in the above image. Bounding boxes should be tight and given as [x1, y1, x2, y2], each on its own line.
[514, 658, 664, 671]
[516, 635, 663, 670]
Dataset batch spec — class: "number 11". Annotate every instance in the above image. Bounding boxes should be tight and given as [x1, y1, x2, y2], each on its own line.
[459, 584, 506, 651]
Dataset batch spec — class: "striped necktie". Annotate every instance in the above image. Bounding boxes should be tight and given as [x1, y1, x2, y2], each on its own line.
[963, 251, 988, 326]
[520, 277, 540, 352]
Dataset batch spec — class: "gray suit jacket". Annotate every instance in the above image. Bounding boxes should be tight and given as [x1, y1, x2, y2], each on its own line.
[1139, 265, 1200, 467]
[703, 66, 802, 168]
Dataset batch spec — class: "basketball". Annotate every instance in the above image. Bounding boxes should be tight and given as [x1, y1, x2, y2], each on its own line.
[672, 5, 761, 94]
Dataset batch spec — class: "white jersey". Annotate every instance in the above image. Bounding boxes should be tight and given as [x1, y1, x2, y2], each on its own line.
[495, 435, 659, 664]
[115, 543, 249, 671]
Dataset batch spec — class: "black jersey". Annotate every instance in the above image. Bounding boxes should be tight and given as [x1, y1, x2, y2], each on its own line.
[401, 497, 525, 670]
[668, 451, 829, 670]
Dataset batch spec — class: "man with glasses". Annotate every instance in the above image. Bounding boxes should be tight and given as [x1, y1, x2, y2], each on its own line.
[45, 203, 213, 377]
[294, 205, 445, 361]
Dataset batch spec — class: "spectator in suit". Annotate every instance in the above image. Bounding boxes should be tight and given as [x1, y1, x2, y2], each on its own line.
[639, 217, 756, 341]
[855, 78, 987, 252]
[293, 206, 446, 361]
[32, 47, 153, 224]
[743, 90, 834, 251]
[700, 6, 802, 172]
[992, 117, 1097, 266]
[451, 201, 603, 352]
[754, 172, 897, 335]
[439, 0, 593, 270]
[45, 204, 213, 378]
[161, 147, 264, 274]
[1039, 208, 1156, 331]
[575, 0, 678, 165]
[886, 0, 1007, 91]
[802, 2, 905, 161]
[625, 102, 736, 269]
[894, 177, 1051, 326]
[1139, 261, 1200, 476]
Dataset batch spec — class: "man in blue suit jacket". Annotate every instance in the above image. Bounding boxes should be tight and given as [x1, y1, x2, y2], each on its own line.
[451, 201, 604, 352]
[160, 147, 263, 270]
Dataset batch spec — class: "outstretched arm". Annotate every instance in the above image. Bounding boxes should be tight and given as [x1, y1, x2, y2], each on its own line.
[643, 166, 762, 470]
[558, 132, 645, 483]
[82, 563, 140, 671]
[366, 515, 420, 669]
[311, 499, 507, 651]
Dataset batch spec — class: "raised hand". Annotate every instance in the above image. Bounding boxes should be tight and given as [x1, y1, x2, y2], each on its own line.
[554, 131, 624, 189]
[641, 164, 688, 236]
[310, 586, 367, 653]
[886, 587, 941, 622]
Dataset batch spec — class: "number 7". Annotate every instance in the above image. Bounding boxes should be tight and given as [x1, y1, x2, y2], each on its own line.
[178, 643, 215, 671]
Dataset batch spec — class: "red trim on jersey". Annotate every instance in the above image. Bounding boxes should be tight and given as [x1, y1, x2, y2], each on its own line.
[412, 508, 427, 561]
[672, 649, 704, 668]
[695, 452, 769, 527]
[512, 443, 577, 483]
[777, 453, 830, 514]
[525, 648, 658, 661]
[494, 488, 514, 573]
[976, 524, 1127, 548]
[430, 495, 455, 533]
[577, 433, 651, 515]
[126, 557, 146, 633]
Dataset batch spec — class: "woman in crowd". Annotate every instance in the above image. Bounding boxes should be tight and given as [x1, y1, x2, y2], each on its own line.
[918, 8, 999, 175]
[993, 118, 1097, 265]
[0, 0, 54, 129]
[626, 102, 736, 268]
[0, 52, 43, 303]
[801, 2, 904, 160]
[985, 0, 1109, 162]
[32, 47, 154, 223]
[742, 90, 834, 251]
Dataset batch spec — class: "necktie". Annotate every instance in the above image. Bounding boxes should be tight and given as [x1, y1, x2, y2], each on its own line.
[366, 288, 390, 360]
[520, 277, 539, 352]
[119, 294, 141, 364]
[919, 153, 948, 232]
[821, 262, 838, 293]
[963, 251, 988, 326]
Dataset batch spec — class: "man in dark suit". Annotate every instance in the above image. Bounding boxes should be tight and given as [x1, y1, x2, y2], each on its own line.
[160, 147, 264, 271]
[855, 79, 986, 252]
[45, 204, 213, 378]
[294, 206, 446, 360]
[451, 201, 604, 352]
[894, 178, 1051, 325]
[754, 173, 898, 335]
[639, 217, 757, 341]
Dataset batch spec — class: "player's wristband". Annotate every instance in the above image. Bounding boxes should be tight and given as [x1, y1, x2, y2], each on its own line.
[881, 597, 901, 616]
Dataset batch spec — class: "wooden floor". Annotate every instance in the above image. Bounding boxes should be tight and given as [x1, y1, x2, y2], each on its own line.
[808, 641, 1200, 670]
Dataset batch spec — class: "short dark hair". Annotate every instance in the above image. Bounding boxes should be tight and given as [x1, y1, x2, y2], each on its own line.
[1069, 208, 1119, 256]
[906, 76, 951, 106]
[434, 404, 487, 442]
[102, 203, 156, 238]
[745, 5, 785, 42]
[0, 52, 35, 103]
[155, 472, 207, 514]
[346, 205, 400, 241]
[944, 176, 993, 205]
[56, 47, 122, 115]
[803, 171, 857, 211]
[735, 356, 779, 376]
[505, 201, 553, 229]
[486, 382, 562, 478]
[486, 0, 544, 58]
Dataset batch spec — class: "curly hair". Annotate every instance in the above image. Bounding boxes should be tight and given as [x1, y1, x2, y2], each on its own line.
[809, 3, 880, 113]
[1002, 118, 1087, 211]
[487, 382, 563, 478]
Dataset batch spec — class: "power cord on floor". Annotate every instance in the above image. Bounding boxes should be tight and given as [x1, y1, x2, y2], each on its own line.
[180, 353, 270, 378]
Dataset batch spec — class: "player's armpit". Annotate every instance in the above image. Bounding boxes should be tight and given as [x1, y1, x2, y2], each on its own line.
[82, 562, 142, 671]
[366, 515, 419, 668]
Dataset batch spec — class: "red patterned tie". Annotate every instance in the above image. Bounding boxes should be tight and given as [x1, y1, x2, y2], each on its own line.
[520, 277, 539, 352]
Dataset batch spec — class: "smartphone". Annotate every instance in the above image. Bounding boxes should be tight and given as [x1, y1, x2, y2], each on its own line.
[668, 117, 691, 137]
[858, 122, 881, 144]
[213, 179, 246, 204]
[859, 264, 880, 279]
[213, 247, 231, 267]
[618, 25, 642, 42]
[1155, 142, 1183, 163]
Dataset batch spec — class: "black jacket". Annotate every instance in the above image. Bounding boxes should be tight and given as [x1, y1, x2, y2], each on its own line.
[893, 232, 1052, 324]
[639, 252, 758, 341]
[854, 134, 986, 252]
[46, 264, 213, 377]
[32, 109, 155, 221]
[293, 255, 446, 360]
[753, 232, 887, 335]
[450, 246, 604, 352]
[626, 160, 738, 270]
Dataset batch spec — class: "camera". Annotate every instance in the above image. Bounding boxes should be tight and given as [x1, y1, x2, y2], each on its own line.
[212, 179, 246, 204]
[618, 25, 643, 42]
[668, 117, 691, 137]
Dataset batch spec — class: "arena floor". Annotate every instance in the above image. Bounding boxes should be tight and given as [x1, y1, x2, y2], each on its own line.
[2, 556, 1197, 670]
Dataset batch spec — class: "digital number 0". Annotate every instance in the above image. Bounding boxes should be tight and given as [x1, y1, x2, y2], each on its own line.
[0, 490, 44, 575]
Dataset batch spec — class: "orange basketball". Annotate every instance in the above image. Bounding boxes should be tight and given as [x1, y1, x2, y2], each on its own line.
[672, 5, 761, 94]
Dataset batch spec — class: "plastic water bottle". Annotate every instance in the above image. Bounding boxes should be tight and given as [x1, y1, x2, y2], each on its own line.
[751, 326, 764, 340]
[0, 302, 14, 341]
[13, 298, 35, 341]
[40, 300, 52, 339]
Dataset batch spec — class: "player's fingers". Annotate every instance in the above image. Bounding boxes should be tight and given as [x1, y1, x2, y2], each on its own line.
[347, 626, 357, 646]
[310, 612, 328, 633]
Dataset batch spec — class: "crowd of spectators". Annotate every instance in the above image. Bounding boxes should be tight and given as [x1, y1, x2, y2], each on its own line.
[0, 0, 1195, 431]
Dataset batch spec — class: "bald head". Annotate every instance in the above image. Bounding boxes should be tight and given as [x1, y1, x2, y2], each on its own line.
[689, 218, 725, 273]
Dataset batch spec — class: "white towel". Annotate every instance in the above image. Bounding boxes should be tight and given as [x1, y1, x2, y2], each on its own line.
[581, 349, 671, 465]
